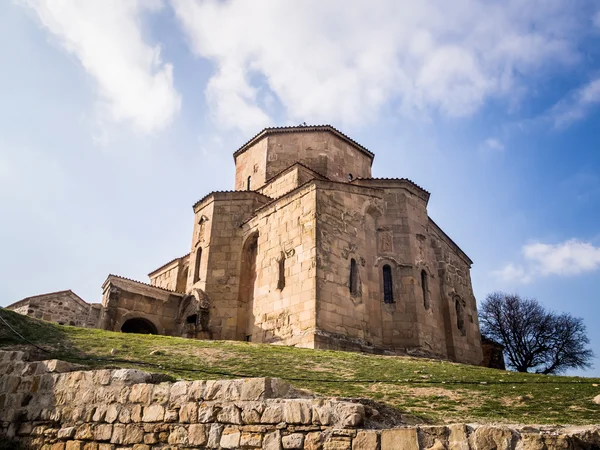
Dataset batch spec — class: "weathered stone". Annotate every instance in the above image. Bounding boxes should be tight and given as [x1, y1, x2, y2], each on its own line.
[188, 423, 208, 446]
[141, 404, 164, 422]
[207, 423, 225, 448]
[263, 430, 282, 450]
[75, 424, 93, 440]
[111, 369, 151, 385]
[164, 408, 178, 422]
[82, 443, 98, 450]
[241, 431, 263, 448]
[105, 404, 121, 424]
[335, 403, 364, 428]
[151, 383, 170, 404]
[188, 380, 205, 400]
[427, 439, 448, 450]
[217, 404, 243, 424]
[283, 400, 312, 425]
[65, 442, 83, 450]
[323, 436, 352, 450]
[132, 445, 150, 450]
[123, 425, 144, 445]
[180, 402, 198, 423]
[169, 381, 188, 406]
[353, 431, 378, 450]
[110, 424, 125, 444]
[168, 426, 188, 445]
[58, 427, 77, 439]
[381, 428, 418, 450]
[448, 424, 469, 450]
[262, 404, 284, 424]
[93, 424, 113, 441]
[220, 426, 241, 449]
[198, 403, 217, 423]
[129, 384, 152, 404]
[282, 432, 304, 449]
[471, 425, 512, 450]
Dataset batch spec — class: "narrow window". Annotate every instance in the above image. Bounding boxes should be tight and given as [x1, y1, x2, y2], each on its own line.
[193, 247, 202, 283]
[247, 176, 251, 191]
[349, 258, 358, 295]
[455, 297, 465, 335]
[383, 265, 394, 303]
[421, 270, 430, 309]
[277, 251, 286, 290]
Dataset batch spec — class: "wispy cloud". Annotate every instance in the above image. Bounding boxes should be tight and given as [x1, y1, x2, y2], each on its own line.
[171, 0, 588, 133]
[494, 239, 600, 283]
[549, 77, 600, 128]
[20, 0, 181, 134]
[482, 138, 505, 152]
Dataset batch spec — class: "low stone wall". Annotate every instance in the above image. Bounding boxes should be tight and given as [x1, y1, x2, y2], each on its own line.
[1, 350, 599, 450]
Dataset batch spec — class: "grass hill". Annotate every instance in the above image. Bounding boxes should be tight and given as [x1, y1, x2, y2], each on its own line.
[1, 308, 599, 425]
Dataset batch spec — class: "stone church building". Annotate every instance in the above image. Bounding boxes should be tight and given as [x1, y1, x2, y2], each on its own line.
[7, 125, 484, 365]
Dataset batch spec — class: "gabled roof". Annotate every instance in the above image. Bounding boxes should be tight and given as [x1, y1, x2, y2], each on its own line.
[148, 253, 190, 277]
[192, 190, 273, 210]
[103, 274, 185, 295]
[6, 289, 89, 309]
[233, 125, 375, 160]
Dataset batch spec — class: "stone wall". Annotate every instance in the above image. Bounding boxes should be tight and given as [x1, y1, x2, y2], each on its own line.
[5, 291, 100, 329]
[242, 184, 318, 348]
[149, 256, 190, 293]
[2, 351, 600, 450]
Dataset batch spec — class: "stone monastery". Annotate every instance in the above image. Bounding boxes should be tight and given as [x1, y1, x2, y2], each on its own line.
[7, 125, 484, 366]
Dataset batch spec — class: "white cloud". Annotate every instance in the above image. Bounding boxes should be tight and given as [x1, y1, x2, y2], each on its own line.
[171, 0, 587, 133]
[492, 263, 532, 284]
[550, 77, 600, 128]
[494, 239, 600, 283]
[21, 0, 181, 133]
[482, 138, 505, 152]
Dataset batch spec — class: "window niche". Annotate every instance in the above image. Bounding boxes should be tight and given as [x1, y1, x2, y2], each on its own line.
[382, 264, 394, 304]
[455, 296, 466, 335]
[193, 247, 202, 283]
[247, 176, 252, 191]
[421, 270, 430, 309]
[277, 251, 286, 290]
[349, 258, 359, 296]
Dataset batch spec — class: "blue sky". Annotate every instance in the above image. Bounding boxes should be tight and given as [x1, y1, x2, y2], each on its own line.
[1, 1, 599, 376]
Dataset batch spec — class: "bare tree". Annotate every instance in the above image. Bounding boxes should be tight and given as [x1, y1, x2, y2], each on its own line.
[479, 292, 594, 374]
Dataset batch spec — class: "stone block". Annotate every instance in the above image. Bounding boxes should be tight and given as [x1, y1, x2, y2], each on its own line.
[93, 424, 113, 441]
[335, 403, 364, 428]
[282, 433, 304, 449]
[240, 431, 263, 448]
[381, 428, 418, 450]
[262, 404, 284, 424]
[217, 404, 242, 424]
[168, 426, 188, 445]
[65, 442, 83, 450]
[324, 436, 352, 450]
[263, 430, 282, 450]
[220, 426, 241, 449]
[188, 424, 208, 446]
[448, 424, 469, 450]
[208, 423, 224, 448]
[180, 402, 198, 423]
[142, 404, 164, 422]
[123, 425, 144, 445]
[471, 426, 512, 450]
[58, 427, 77, 439]
[353, 431, 378, 450]
[282, 400, 312, 424]
[129, 384, 152, 404]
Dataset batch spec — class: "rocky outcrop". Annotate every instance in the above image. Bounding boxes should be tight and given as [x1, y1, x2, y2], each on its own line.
[1, 350, 599, 449]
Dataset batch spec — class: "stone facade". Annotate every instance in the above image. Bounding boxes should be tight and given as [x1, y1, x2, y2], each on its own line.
[6, 125, 486, 366]
[2, 350, 598, 450]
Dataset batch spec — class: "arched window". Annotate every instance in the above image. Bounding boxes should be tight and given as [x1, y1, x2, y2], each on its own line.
[455, 297, 465, 335]
[421, 270, 430, 309]
[383, 265, 394, 304]
[247, 176, 251, 191]
[349, 258, 358, 295]
[193, 247, 202, 283]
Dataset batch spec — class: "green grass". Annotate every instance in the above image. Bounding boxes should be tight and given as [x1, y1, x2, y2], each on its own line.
[1, 308, 599, 425]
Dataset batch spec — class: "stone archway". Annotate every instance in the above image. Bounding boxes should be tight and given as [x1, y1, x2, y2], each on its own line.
[120, 317, 158, 335]
[237, 232, 259, 341]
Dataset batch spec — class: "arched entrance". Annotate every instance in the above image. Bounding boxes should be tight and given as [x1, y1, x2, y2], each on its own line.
[237, 232, 258, 341]
[121, 318, 158, 335]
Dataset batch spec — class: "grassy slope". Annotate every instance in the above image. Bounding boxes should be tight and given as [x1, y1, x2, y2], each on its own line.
[1, 308, 599, 425]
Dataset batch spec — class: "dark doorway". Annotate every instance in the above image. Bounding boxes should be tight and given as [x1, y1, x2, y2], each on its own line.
[121, 318, 158, 335]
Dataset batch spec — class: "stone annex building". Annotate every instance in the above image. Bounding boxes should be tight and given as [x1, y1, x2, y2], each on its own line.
[7, 125, 485, 366]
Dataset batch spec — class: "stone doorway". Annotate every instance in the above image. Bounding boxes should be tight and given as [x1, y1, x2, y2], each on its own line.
[120, 318, 158, 335]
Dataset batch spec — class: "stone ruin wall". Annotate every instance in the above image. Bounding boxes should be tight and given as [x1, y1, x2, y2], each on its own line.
[7, 292, 101, 329]
[2, 350, 600, 450]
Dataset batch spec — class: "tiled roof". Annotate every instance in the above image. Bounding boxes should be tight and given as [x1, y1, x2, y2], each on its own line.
[351, 177, 430, 195]
[148, 253, 190, 277]
[105, 274, 185, 295]
[233, 125, 375, 159]
[192, 190, 273, 210]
